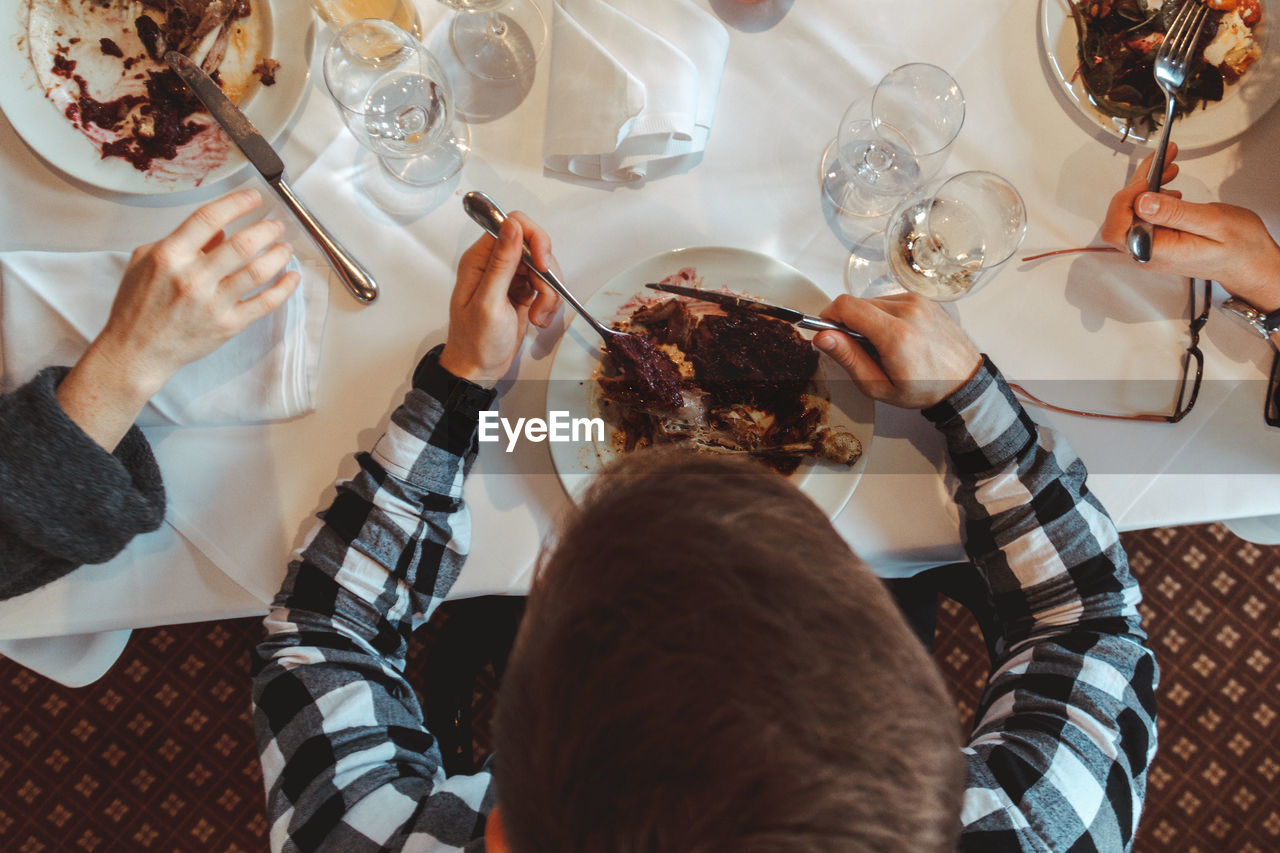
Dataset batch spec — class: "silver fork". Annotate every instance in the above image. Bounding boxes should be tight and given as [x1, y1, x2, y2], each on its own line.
[1127, 0, 1211, 263]
[462, 191, 631, 347]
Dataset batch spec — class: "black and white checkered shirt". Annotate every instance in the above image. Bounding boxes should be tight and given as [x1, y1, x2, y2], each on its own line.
[253, 352, 1156, 852]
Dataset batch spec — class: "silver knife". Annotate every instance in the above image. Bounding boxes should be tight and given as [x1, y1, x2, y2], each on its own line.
[645, 282, 879, 359]
[166, 51, 378, 304]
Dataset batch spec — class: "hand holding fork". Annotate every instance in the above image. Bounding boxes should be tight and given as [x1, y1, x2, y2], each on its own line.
[1126, 0, 1210, 264]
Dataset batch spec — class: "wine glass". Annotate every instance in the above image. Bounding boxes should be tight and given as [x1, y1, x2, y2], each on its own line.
[323, 19, 471, 187]
[308, 0, 422, 39]
[882, 171, 1027, 301]
[820, 63, 965, 219]
[439, 0, 547, 81]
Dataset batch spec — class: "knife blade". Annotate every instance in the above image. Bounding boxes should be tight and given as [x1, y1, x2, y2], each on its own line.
[645, 282, 878, 359]
[165, 51, 378, 304]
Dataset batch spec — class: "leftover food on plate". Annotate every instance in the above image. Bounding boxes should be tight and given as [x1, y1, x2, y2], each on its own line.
[596, 268, 864, 476]
[27, 0, 278, 181]
[1070, 0, 1263, 136]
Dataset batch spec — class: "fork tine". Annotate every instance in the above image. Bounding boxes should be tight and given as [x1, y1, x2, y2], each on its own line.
[1157, 0, 1197, 59]
[1180, 5, 1210, 62]
[1163, 2, 1210, 65]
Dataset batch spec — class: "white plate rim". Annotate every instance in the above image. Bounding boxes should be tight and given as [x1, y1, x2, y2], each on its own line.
[0, 0, 315, 195]
[1039, 0, 1280, 147]
[544, 246, 875, 521]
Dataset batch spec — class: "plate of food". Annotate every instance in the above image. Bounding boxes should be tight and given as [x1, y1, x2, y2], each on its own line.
[0, 0, 314, 194]
[1041, 0, 1280, 146]
[545, 247, 875, 520]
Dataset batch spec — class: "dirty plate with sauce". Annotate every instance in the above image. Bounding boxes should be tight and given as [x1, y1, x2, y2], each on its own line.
[0, 0, 313, 194]
[546, 246, 875, 520]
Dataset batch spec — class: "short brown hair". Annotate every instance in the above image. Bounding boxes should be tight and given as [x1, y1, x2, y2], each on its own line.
[494, 449, 964, 852]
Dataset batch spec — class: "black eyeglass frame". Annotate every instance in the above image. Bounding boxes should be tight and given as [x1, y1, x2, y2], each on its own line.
[1011, 278, 1210, 424]
[1266, 348, 1280, 429]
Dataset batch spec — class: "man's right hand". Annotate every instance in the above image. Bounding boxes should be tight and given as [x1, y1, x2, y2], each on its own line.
[1101, 145, 1280, 312]
[813, 293, 982, 410]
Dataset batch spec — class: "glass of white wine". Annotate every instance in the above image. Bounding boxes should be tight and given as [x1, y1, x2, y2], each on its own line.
[309, 0, 422, 39]
[439, 0, 546, 80]
[323, 19, 471, 187]
[820, 63, 965, 220]
[883, 171, 1027, 301]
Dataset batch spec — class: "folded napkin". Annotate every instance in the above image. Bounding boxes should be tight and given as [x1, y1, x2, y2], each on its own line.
[0, 251, 327, 426]
[544, 0, 730, 183]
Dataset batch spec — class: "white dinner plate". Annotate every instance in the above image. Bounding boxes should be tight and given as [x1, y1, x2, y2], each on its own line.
[1040, 0, 1280, 147]
[545, 247, 875, 520]
[0, 0, 314, 194]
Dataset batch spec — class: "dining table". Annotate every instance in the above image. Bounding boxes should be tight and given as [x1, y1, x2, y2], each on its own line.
[2, 0, 1278, 683]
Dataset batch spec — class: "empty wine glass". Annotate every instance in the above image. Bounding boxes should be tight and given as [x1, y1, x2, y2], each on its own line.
[883, 171, 1027, 301]
[323, 19, 470, 187]
[439, 0, 547, 81]
[820, 63, 965, 219]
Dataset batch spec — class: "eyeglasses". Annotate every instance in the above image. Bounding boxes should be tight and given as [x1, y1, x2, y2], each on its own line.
[1010, 278, 1210, 424]
[1266, 349, 1280, 428]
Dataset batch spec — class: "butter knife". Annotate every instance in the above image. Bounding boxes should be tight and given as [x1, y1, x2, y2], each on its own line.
[166, 51, 378, 304]
[645, 282, 879, 360]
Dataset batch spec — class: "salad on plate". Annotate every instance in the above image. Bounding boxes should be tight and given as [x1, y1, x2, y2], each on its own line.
[1069, 0, 1263, 136]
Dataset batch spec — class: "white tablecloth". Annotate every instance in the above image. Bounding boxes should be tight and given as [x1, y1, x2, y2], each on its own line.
[2, 0, 1278, 641]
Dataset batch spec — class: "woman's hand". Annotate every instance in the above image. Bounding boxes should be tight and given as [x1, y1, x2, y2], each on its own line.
[1102, 144, 1280, 312]
[57, 189, 299, 449]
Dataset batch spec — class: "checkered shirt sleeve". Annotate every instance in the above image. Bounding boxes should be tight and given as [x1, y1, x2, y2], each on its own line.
[252, 349, 496, 853]
[926, 357, 1159, 852]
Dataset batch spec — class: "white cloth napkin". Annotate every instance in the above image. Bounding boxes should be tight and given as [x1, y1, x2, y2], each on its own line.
[0, 251, 328, 425]
[543, 0, 730, 183]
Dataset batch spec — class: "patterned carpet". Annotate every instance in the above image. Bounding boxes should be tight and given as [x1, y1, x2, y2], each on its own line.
[0, 523, 1277, 852]
[939, 524, 1280, 853]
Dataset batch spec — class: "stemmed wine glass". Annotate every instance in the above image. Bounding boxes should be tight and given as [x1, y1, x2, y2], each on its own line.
[323, 20, 471, 187]
[439, 0, 547, 81]
[820, 63, 965, 219]
[882, 171, 1027, 301]
[308, 0, 421, 39]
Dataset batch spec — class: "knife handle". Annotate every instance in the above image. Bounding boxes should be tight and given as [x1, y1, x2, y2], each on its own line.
[271, 179, 379, 304]
[797, 316, 880, 361]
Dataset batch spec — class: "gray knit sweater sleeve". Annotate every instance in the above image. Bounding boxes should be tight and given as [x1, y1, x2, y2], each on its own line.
[0, 366, 165, 600]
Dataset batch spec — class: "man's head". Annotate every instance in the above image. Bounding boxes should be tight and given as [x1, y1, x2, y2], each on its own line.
[493, 449, 964, 852]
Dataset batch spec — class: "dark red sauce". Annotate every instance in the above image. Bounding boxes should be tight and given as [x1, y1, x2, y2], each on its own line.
[67, 68, 206, 171]
[52, 53, 76, 78]
[254, 57, 280, 86]
[135, 14, 163, 62]
[600, 334, 684, 411]
[99, 37, 124, 58]
[689, 309, 817, 415]
[71, 74, 142, 129]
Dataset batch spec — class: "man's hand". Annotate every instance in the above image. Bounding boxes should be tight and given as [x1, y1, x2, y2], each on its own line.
[1102, 144, 1280, 312]
[439, 212, 563, 386]
[813, 293, 981, 409]
[57, 189, 299, 449]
